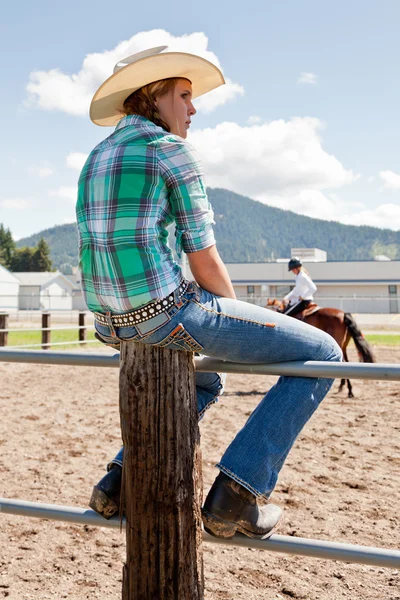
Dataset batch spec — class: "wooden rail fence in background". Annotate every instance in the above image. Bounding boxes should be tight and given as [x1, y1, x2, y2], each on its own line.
[0, 312, 90, 349]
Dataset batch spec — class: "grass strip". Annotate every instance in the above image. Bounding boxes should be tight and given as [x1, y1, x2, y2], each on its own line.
[364, 334, 400, 346]
[7, 329, 103, 349]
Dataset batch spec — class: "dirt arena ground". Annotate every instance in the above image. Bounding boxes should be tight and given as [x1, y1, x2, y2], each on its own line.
[0, 343, 399, 600]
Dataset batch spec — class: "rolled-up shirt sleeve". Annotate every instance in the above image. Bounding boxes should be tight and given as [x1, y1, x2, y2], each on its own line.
[157, 137, 216, 257]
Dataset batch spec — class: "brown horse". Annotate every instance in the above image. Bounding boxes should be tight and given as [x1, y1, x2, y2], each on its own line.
[266, 299, 375, 397]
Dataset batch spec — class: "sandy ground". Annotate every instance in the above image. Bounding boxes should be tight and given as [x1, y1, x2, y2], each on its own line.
[0, 343, 399, 600]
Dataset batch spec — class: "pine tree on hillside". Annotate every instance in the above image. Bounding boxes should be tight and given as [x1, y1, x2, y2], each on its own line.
[0, 224, 16, 269]
[31, 238, 53, 271]
[10, 247, 35, 271]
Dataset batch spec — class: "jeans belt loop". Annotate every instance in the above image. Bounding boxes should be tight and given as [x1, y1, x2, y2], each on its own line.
[173, 286, 183, 308]
[105, 311, 117, 338]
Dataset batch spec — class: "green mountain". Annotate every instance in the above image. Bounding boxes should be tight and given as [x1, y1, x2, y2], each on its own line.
[16, 188, 400, 269]
[17, 222, 80, 272]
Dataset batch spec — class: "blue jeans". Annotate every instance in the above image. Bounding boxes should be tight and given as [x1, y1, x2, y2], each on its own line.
[95, 281, 342, 498]
[104, 367, 226, 470]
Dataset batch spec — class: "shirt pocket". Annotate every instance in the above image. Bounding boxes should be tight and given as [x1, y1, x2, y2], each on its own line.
[154, 323, 204, 353]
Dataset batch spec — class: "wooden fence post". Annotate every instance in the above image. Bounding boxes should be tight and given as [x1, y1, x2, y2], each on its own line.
[119, 341, 204, 600]
[0, 313, 9, 347]
[41, 312, 51, 350]
[78, 312, 86, 345]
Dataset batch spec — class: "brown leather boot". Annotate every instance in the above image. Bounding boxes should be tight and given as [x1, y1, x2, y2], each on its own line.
[202, 472, 282, 539]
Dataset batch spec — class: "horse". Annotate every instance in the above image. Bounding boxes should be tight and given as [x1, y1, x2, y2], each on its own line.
[266, 299, 375, 398]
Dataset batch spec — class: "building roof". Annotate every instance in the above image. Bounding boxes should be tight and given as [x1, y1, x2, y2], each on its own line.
[225, 260, 400, 286]
[14, 271, 75, 289]
[0, 264, 20, 285]
[63, 273, 81, 288]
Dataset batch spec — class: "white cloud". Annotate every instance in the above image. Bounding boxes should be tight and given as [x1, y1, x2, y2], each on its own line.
[188, 117, 388, 226]
[297, 72, 317, 85]
[340, 203, 400, 230]
[27, 165, 53, 178]
[379, 170, 400, 189]
[246, 115, 262, 125]
[66, 152, 88, 171]
[26, 30, 243, 117]
[0, 198, 30, 210]
[49, 186, 77, 203]
[260, 190, 364, 222]
[195, 77, 244, 113]
[190, 117, 356, 200]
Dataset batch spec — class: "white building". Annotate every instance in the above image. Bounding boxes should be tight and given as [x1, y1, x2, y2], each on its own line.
[66, 256, 400, 316]
[15, 272, 75, 310]
[276, 248, 327, 263]
[63, 268, 88, 311]
[226, 260, 400, 314]
[0, 265, 20, 312]
[291, 248, 327, 262]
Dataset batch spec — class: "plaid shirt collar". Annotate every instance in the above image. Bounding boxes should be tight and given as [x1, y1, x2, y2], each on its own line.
[115, 114, 154, 131]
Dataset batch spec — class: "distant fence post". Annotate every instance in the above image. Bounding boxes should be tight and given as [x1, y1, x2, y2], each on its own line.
[119, 341, 204, 600]
[41, 313, 51, 350]
[78, 312, 86, 345]
[0, 313, 9, 347]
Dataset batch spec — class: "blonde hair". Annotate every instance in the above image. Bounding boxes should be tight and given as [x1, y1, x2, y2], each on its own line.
[122, 78, 181, 132]
[299, 265, 310, 276]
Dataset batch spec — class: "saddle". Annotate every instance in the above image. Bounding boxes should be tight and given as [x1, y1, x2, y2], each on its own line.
[292, 303, 320, 321]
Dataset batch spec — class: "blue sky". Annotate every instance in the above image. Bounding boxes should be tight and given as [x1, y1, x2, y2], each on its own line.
[1, 0, 399, 239]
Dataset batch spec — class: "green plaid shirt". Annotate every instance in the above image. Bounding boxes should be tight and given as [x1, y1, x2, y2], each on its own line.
[76, 115, 215, 312]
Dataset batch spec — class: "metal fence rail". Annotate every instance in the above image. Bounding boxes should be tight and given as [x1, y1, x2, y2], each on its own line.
[0, 349, 400, 380]
[0, 497, 399, 568]
[1, 349, 399, 571]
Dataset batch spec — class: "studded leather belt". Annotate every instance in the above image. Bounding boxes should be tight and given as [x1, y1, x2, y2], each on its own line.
[93, 280, 190, 328]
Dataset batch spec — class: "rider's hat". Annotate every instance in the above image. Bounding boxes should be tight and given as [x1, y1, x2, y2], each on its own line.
[90, 45, 225, 127]
[288, 257, 302, 271]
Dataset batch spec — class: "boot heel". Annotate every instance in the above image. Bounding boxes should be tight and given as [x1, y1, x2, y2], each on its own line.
[202, 509, 237, 539]
[89, 486, 119, 520]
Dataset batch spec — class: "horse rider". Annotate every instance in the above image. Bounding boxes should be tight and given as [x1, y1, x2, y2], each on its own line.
[283, 257, 317, 318]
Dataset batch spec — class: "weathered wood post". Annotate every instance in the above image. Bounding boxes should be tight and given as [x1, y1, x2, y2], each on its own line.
[0, 313, 9, 346]
[41, 312, 51, 350]
[119, 341, 204, 600]
[78, 312, 86, 345]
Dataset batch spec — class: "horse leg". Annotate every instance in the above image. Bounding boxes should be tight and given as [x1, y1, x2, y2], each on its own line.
[304, 309, 355, 398]
[337, 334, 352, 396]
[342, 345, 354, 398]
[337, 377, 353, 396]
[346, 378, 354, 398]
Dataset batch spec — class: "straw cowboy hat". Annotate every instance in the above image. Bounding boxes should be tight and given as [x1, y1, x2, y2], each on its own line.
[90, 45, 225, 126]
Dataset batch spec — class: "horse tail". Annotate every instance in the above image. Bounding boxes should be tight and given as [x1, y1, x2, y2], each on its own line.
[344, 313, 375, 363]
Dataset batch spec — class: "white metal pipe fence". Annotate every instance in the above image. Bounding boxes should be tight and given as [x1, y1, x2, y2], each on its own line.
[1, 350, 400, 380]
[0, 349, 399, 569]
[0, 498, 399, 569]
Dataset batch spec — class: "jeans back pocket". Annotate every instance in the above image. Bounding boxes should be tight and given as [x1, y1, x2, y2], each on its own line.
[155, 323, 204, 353]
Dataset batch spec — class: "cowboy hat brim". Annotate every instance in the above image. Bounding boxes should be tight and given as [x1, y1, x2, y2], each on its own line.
[90, 52, 225, 127]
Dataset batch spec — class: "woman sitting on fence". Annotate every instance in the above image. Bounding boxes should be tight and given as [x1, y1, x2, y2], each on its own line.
[76, 46, 342, 540]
